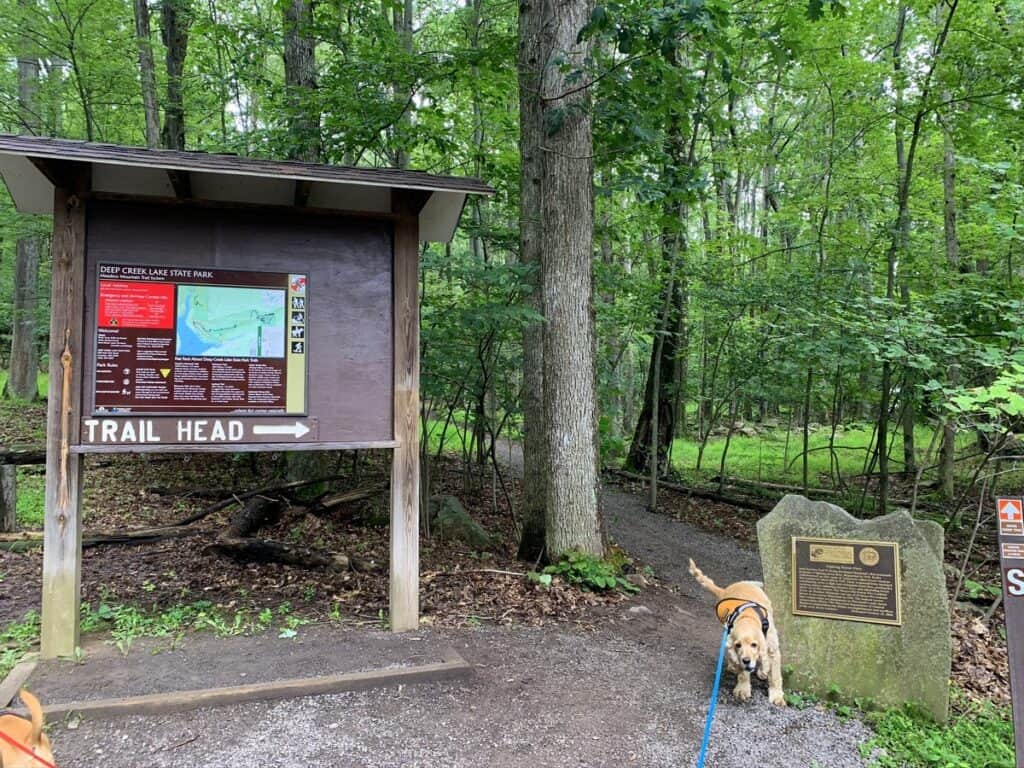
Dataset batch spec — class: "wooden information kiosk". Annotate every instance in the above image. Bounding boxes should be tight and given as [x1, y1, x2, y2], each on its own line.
[0, 135, 492, 657]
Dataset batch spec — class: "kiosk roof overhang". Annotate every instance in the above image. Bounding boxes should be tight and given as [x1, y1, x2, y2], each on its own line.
[0, 134, 494, 243]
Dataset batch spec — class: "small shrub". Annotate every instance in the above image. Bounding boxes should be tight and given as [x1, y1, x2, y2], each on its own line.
[863, 700, 1015, 768]
[543, 550, 639, 593]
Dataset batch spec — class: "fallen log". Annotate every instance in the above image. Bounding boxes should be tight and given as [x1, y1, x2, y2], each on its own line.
[206, 536, 377, 572]
[0, 447, 46, 466]
[306, 485, 383, 516]
[613, 470, 772, 512]
[226, 495, 284, 538]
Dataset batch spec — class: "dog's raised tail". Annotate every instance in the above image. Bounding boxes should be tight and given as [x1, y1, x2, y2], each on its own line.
[688, 558, 725, 599]
[18, 688, 44, 746]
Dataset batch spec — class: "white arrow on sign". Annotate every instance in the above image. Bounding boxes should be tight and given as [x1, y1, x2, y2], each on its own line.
[251, 421, 311, 439]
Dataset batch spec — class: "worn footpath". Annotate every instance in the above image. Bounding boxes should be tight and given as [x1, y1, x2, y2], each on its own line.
[42, 485, 871, 768]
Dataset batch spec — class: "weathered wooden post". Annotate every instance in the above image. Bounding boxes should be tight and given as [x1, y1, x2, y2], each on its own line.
[41, 181, 88, 657]
[390, 191, 422, 632]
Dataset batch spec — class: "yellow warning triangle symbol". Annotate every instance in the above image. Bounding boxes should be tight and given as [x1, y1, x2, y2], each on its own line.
[160, 368, 171, 378]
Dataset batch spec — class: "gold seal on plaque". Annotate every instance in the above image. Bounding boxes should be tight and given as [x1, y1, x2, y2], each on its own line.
[859, 547, 880, 567]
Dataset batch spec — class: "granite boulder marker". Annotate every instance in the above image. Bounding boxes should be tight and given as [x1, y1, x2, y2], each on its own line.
[757, 494, 950, 722]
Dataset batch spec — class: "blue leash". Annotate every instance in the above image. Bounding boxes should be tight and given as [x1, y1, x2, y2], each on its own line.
[696, 624, 730, 768]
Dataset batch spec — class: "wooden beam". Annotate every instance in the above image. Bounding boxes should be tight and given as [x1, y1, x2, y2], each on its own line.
[40, 180, 88, 659]
[27, 157, 79, 189]
[166, 168, 192, 199]
[89, 191, 399, 222]
[294, 179, 313, 207]
[15, 648, 470, 720]
[390, 191, 421, 633]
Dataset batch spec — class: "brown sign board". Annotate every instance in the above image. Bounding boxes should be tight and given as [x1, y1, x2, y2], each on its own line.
[997, 498, 1024, 768]
[78, 201, 394, 452]
[792, 537, 902, 626]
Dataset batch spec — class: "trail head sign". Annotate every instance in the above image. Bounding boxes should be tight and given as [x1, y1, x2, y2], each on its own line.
[997, 497, 1024, 768]
[0, 134, 492, 657]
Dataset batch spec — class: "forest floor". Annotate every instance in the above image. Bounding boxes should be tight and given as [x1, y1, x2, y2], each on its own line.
[0, 403, 1010, 765]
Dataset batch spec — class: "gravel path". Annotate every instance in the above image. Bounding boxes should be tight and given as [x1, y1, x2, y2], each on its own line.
[42, 463, 872, 767]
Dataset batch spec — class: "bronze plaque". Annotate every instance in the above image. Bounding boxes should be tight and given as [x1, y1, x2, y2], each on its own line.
[792, 537, 902, 626]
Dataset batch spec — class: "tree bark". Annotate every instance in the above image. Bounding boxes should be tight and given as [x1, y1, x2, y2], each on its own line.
[0, 466, 16, 533]
[160, 0, 190, 151]
[540, 0, 603, 559]
[283, 0, 319, 162]
[10, 20, 41, 403]
[516, 0, 546, 562]
[7, 237, 40, 401]
[134, 0, 161, 148]
[391, 0, 414, 168]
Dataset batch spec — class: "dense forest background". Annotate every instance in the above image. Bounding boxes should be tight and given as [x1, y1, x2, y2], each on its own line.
[0, 0, 1022, 533]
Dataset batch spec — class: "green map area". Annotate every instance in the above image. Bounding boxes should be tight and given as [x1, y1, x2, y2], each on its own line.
[176, 285, 286, 358]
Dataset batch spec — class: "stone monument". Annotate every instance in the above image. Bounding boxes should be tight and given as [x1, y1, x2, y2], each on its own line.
[757, 494, 950, 722]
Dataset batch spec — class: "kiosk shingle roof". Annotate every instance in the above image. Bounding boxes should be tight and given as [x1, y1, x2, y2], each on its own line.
[0, 134, 493, 242]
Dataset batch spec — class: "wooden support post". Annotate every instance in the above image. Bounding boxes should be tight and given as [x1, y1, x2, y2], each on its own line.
[40, 184, 87, 658]
[390, 192, 421, 632]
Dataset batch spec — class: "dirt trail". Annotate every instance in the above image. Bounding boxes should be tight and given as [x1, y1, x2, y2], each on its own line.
[42, 446, 872, 767]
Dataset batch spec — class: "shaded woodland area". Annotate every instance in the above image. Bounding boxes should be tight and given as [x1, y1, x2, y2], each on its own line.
[0, 0, 1020, 562]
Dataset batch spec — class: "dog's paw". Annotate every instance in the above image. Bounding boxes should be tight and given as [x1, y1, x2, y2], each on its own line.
[769, 690, 787, 707]
[756, 668, 768, 681]
[733, 683, 752, 702]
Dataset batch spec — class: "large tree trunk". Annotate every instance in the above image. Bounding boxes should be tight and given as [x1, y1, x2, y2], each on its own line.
[540, 0, 603, 559]
[283, 0, 319, 162]
[516, 0, 546, 562]
[391, 0, 413, 168]
[160, 0, 190, 151]
[7, 237, 40, 401]
[280, 0, 327, 486]
[626, 275, 683, 475]
[133, 0, 160, 148]
[9, 3, 41, 403]
[938, 103, 959, 499]
[0, 466, 15, 533]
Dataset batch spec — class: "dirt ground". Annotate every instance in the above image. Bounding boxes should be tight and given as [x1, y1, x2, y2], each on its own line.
[22, 486, 873, 768]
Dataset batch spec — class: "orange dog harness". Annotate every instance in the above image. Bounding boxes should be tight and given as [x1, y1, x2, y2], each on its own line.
[0, 729, 56, 768]
[714, 597, 770, 633]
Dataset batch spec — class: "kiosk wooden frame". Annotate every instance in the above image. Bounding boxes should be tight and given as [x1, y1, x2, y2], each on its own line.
[0, 135, 493, 657]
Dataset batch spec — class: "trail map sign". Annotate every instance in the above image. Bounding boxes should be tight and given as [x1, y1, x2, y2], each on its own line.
[94, 264, 307, 415]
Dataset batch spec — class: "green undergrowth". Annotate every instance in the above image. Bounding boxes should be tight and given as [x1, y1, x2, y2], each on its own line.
[0, 600, 316, 678]
[15, 469, 44, 528]
[784, 683, 1014, 768]
[666, 422, 991, 493]
[0, 610, 40, 679]
[0, 371, 48, 402]
[532, 548, 640, 593]
[862, 700, 1015, 768]
[79, 600, 313, 655]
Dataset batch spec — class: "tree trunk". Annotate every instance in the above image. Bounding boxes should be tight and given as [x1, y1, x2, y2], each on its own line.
[516, 0, 546, 562]
[160, 0, 190, 151]
[133, 0, 161, 148]
[0, 466, 16, 533]
[283, 0, 319, 162]
[7, 237, 40, 401]
[540, 0, 603, 559]
[626, 276, 683, 474]
[391, 0, 414, 168]
[10, 12, 41, 403]
[939, 364, 959, 499]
